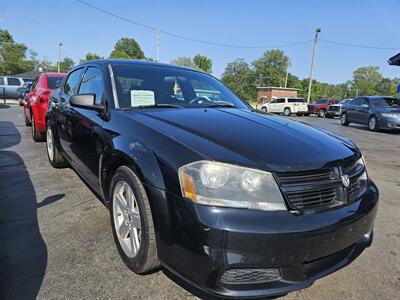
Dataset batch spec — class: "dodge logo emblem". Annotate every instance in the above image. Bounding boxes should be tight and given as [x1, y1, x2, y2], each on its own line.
[341, 175, 350, 188]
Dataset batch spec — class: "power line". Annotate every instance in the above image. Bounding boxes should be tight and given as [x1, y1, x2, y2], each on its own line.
[320, 39, 399, 50]
[76, 0, 312, 49]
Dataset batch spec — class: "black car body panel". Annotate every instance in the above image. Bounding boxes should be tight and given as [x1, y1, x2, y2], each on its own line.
[46, 60, 379, 298]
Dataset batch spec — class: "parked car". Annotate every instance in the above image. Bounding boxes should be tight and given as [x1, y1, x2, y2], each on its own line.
[326, 99, 352, 118]
[17, 82, 33, 106]
[24, 73, 65, 141]
[341, 96, 400, 131]
[46, 60, 378, 299]
[260, 97, 308, 116]
[307, 99, 340, 117]
[0, 76, 25, 100]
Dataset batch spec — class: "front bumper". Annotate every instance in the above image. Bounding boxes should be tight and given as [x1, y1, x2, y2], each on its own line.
[153, 181, 379, 299]
[326, 110, 341, 117]
[378, 116, 400, 130]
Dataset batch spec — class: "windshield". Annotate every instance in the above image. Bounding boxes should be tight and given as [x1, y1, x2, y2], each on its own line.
[315, 100, 328, 104]
[47, 76, 64, 89]
[370, 97, 400, 107]
[112, 64, 248, 109]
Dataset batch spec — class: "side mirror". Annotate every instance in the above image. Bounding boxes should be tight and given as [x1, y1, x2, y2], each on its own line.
[70, 94, 103, 111]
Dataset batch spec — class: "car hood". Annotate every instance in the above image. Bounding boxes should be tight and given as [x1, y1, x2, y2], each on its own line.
[372, 107, 400, 113]
[128, 108, 359, 172]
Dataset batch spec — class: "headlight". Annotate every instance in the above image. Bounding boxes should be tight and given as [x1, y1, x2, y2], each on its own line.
[356, 155, 366, 168]
[178, 161, 287, 211]
[381, 113, 400, 119]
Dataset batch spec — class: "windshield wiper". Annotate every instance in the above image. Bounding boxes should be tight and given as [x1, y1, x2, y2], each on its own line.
[204, 101, 236, 108]
[133, 104, 183, 109]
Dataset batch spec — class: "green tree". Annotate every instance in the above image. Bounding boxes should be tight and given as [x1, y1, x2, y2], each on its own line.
[351, 66, 384, 96]
[193, 54, 212, 73]
[112, 37, 145, 59]
[170, 57, 197, 69]
[80, 52, 103, 63]
[221, 58, 255, 103]
[0, 28, 29, 75]
[59, 57, 75, 72]
[109, 49, 131, 59]
[252, 50, 289, 87]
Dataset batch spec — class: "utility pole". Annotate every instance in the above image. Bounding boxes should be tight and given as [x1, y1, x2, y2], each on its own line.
[156, 28, 160, 62]
[307, 28, 321, 103]
[285, 57, 291, 88]
[57, 42, 63, 73]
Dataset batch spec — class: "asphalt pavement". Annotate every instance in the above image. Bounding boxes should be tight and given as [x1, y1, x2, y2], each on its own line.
[0, 101, 399, 299]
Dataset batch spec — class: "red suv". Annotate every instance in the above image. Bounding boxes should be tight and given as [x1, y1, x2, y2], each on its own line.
[24, 73, 65, 141]
[307, 99, 340, 117]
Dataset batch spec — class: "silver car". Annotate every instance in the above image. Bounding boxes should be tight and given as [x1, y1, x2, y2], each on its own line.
[0, 76, 25, 100]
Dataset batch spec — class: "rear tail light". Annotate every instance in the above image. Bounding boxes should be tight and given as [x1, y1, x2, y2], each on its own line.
[38, 90, 51, 103]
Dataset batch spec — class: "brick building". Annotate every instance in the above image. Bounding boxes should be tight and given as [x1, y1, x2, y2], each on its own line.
[256, 87, 300, 104]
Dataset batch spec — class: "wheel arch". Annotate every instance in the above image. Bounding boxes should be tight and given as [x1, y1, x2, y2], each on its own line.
[100, 146, 171, 251]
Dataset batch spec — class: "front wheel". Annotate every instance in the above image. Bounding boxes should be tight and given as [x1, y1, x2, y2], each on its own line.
[110, 166, 159, 274]
[46, 123, 68, 168]
[340, 113, 349, 126]
[368, 116, 379, 132]
[318, 109, 326, 118]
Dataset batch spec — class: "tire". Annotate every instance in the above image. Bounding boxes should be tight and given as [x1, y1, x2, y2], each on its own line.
[296, 112, 303, 116]
[25, 115, 31, 126]
[261, 107, 267, 112]
[19, 99, 23, 106]
[31, 112, 45, 142]
[110, 166, 159, 274]
[368, 115, 379, 132]
[340, 113, 349, 126]
[283, 108, 291, 116]
[304, 113, 310, 116]
[318, 109, 326, 118]
[46, 123, 68, 168]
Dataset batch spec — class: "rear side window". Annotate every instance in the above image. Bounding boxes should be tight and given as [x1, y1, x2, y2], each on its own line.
[78, 67, 105, 105]
[47, 76, 64, 89]
[0, 77, 4, 85]
[288, 98, 306, 103]
[7, 77, 20, 86]
[64, 68, 84, 95]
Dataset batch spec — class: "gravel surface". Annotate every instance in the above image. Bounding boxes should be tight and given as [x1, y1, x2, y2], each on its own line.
[0, 101, 399, 299]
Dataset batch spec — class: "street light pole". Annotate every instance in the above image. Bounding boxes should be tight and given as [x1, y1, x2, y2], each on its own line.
[57, 43, 63, 73]
[285, 57, 291, 88]
[307, 28, 321, 103]
[156, 28, 160, 62]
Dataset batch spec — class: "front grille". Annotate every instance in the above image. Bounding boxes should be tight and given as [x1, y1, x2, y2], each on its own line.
[220, 268, 281, 285]
[277, 158, 366, 211]
[328, 106, 340, 111]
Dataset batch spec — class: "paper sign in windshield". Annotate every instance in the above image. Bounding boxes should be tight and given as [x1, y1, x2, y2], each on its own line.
[131, 90, 155, 107]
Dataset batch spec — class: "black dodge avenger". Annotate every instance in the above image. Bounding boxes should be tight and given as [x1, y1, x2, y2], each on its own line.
[45, 59, 378, 298]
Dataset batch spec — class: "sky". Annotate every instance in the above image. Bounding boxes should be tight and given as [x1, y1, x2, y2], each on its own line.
[1, 0, 399, 83]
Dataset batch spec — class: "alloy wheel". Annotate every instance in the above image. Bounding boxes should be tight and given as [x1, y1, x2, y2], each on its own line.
[47, 126, 54, 162]
[369, 117, 377, 131]
[341, 114, 346, 124]
[31, 113, 35, 136]
[113, 181, 142, 258]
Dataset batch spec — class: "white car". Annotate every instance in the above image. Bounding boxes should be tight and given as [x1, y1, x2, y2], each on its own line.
[260, 97, 309, 116]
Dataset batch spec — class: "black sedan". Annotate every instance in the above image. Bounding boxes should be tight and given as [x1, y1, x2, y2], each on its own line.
[340, 96, 400, 131]
[45, 59, 378, 299]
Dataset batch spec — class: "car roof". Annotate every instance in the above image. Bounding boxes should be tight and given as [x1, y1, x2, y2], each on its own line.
[363, 96, 399, 99]
[76, 59, 205, 73]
